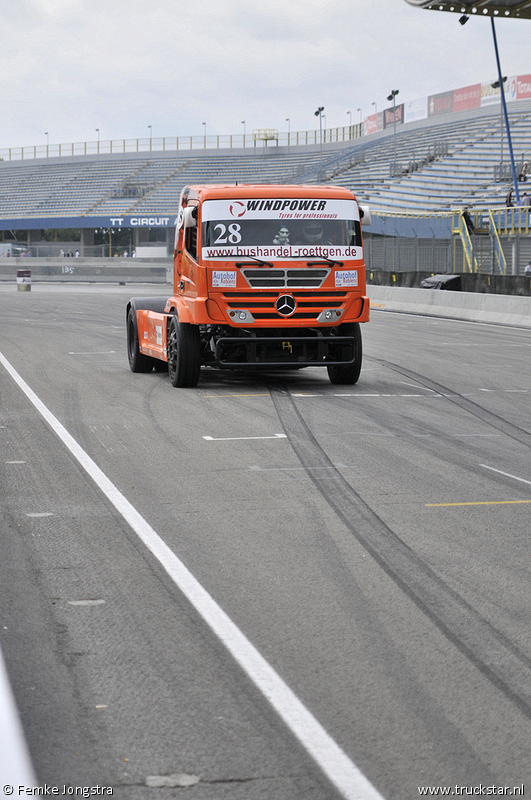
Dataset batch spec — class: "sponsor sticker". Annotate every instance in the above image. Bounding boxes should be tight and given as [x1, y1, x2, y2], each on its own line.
[212, 270, 237, 288]
[202, 198, 358, 222]
[335, 270, 358, 287]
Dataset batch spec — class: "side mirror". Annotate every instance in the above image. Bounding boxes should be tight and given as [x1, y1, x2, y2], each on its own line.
[359, 205, 371, 226]
[184, 206, 198, 228]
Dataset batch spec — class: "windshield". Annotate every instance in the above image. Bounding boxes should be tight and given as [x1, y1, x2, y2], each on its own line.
[201, 197, 362, 261]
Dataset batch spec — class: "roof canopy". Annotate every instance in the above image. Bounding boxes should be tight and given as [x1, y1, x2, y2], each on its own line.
[404, 0, 531, 19]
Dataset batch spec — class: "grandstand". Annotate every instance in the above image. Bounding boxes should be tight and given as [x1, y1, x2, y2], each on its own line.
[1, 87, 531, 273]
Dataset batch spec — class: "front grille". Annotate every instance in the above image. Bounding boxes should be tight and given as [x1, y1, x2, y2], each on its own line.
[223, 292, 347, 299]
[221, 290, 348, 321]
[241, 268, 330, 288]
[251, 312, 320, 320]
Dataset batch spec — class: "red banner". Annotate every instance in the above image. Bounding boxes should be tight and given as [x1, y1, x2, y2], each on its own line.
[365, 114, 378, 135]
[453, 84, 481, 113]
[516, 74, 531, 99]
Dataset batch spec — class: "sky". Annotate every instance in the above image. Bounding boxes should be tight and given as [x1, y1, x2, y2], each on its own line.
[1, 0, 530, 151]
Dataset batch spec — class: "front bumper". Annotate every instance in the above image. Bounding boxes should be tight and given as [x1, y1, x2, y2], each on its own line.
[214, 333, 357, 367]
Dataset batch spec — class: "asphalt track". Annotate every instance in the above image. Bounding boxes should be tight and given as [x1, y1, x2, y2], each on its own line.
[1, 284, 531, 800]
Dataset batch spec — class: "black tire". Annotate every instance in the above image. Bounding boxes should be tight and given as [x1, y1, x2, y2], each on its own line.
[127, 307, 154, 373]
[167, 314, 201, 387]
[327, 322, 362, 385]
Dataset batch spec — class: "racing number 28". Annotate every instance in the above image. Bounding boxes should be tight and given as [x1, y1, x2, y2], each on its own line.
[213, 223, 242, 244]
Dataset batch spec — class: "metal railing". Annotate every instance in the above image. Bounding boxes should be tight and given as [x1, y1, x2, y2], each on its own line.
[457, 214, 478, 273]
[491, 206, 531, 236]
[0, 124, 364, 163]
[488, 210, 507, 275]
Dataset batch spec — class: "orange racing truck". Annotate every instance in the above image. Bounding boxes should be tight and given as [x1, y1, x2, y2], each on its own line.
[126, 184, 370, 387]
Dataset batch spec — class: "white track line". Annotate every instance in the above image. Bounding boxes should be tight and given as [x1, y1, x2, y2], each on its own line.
[0, 351, 383, 800]
[0, 646, 37, 790]
[481, 464, 531, 487]
[203, 434, 286, 441]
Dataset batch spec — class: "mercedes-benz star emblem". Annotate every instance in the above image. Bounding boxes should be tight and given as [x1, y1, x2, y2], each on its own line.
[275, 295, 296, 316]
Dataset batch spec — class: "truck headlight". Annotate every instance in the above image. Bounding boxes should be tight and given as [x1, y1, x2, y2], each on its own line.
[317, 309, 343, 322]
[228, 309, 255, 324]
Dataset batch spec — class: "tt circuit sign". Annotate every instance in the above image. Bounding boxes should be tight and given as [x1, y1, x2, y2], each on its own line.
[0, 214, 178, 232]
[109, 216, 176, 228]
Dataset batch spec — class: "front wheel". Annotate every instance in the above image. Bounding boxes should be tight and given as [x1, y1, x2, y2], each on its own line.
[327, 323, 362, 385]
[167, 314, 201, 387]
[127, 307, 153, 373]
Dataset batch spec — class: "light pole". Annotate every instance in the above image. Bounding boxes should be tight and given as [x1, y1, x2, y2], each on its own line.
[286, 117, 290, 146]
[95, 128, 100, 153]
[148, 125, 152, 150]
[490, 19, 519, 204]
[491, 76, 507, 173]
[372, 102, 377, 115]
[314, 106, 324, 173]
[242, 120, 246, 146]
[45, 131, 49, 156]
[387, 89, 399, 175]
[347, 110, 352, 138]
[202, 122, 206, 148]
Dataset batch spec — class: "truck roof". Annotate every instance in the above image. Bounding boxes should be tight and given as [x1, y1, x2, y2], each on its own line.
[182, 184, 357, 202]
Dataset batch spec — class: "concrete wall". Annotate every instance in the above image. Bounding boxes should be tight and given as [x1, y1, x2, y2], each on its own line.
[0, 257, 172, 284]
[368, 284, 531, 329]
[4, 259, 531, 328]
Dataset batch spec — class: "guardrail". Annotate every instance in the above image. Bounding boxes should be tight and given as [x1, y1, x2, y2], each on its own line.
[0, 124, 364, 163]
[450, 207, 531, 237]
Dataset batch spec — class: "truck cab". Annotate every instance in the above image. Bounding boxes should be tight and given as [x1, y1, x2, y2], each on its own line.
[127, 183, 370, 387]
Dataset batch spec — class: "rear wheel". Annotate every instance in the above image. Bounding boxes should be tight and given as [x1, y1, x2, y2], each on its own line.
[327, 322, 362, 385]
[167, 314, 201, 387]
[127, 307, 153, 373]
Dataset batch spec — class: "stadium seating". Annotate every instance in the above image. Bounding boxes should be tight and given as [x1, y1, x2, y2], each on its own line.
[1, 102, 531, 223]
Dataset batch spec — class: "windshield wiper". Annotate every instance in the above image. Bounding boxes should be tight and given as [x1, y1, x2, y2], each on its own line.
[307, 256, 344, 267]
[235, 255, 275, 268]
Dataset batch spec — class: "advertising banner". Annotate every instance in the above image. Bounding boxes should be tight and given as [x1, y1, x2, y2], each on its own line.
[200, 197, 362, 262]
[481, 80, 503, 106]
[428, 91, 453, 117]
[365, 113, 382, 135]
[453, 84, 481, 113]
[383, 103, 404, 129]
[404, 96, 427, 124]
[516, 74, 531, 99]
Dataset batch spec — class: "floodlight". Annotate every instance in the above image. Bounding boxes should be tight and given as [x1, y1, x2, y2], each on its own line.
[491, 76, 507, 89]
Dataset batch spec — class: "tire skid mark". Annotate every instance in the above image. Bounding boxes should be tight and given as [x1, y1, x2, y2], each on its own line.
[369, 358, 531, 449]
[268, 385, 531, 720]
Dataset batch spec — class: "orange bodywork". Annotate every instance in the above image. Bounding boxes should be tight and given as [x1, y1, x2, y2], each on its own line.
[135, 183, 369, 363]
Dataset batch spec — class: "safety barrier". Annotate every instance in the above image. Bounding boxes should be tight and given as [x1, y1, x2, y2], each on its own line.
[369, 284, 531, 328]
[0, 258, 171, 284]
